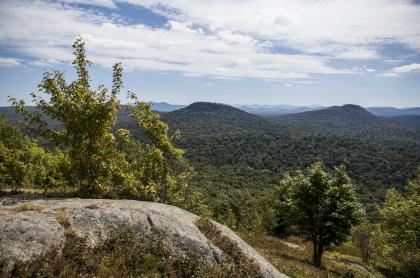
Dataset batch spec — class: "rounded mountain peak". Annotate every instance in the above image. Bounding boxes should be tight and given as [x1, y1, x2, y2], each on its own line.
[183, 102, 241, 113]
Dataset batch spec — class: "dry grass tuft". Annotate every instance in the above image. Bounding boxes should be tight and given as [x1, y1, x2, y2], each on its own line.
[11, 203, 41, 212]
[56, 209, 71, 229]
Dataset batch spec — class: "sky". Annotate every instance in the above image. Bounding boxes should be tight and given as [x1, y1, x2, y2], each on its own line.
[0, 0, 420, 107]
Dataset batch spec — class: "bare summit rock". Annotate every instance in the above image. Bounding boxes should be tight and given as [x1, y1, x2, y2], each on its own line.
[0, 195, 287, 278]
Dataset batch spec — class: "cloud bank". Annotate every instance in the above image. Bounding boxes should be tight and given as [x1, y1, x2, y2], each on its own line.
[0, 0, 419, 79]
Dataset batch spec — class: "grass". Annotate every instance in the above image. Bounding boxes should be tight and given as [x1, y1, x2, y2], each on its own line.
[194, 217, 263, 278]
[238, 232, 385, 278]
[10, 203, 41, 212]
[56, 209, 71, 229]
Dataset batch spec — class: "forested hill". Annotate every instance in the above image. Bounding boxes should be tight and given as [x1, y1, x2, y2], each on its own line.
[268, 104, 383, 129]
[161, 102, 278, 135]
[266, 104, 420, 146]
[387, 115, 420, 129]
[274, 104, 382, 126]
[367, 106, 420, 117]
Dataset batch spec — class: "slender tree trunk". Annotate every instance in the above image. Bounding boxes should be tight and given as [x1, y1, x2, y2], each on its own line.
[312, 241, 318, 267]
[160, 159, 168, 203]
[312, 240, 324, 267]
[317, 244, 324, 267]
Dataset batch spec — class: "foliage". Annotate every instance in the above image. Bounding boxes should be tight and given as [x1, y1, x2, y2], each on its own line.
[0, 118, 69, 191]
[276, 162, 363, 267]
[379, 173, 420, 277]
[208, 189, 262, 230]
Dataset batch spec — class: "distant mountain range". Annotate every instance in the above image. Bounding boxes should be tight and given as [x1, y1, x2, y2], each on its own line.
[236, 105, 323, 115]
[365, 107, 420, 117]
[148, 102, 420, 117]
[151, 102, 186, 112]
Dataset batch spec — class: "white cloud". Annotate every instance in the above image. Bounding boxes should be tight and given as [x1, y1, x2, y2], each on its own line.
[284, 83, 293, 87]
[0, 0, 347, 79]
[291, 80, 317, 85]
[60, 0, 117, 8]
[30, 58, 62, 67]
[0, 57, 21, 67]
[380, 63, 420, 77]
[334, 48, 379, 60]
[350, 65, 377, 74]
[378, 72, 399, 77]
[123, 0, 420, 57]
[391, 63, 420, 74]
[1, 0, 419, 79]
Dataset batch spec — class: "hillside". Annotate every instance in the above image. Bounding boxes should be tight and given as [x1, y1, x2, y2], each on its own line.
[266, 104, 420, 145]
[267, 104, 384, 129]
[367, 106, 420, 117]
[387, 115, 420, 129]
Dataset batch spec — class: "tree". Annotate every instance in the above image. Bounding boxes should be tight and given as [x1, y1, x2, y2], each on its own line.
[278, 162, 363, 267]
[379, 173, 420, 277]
[10, 37, 132, 195]
[352, 221, 380, 263]
[0, 118, 68, 191]
[118, 93, 193, 204]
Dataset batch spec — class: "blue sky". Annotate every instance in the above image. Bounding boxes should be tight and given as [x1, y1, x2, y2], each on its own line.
[0, 0, 420, 107]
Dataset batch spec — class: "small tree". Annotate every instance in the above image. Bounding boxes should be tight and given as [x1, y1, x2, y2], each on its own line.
[279, 162, 363, 267]
[380, 174, 420, 277]
[10, 37, 132, 195]
[352, 221, 380, 263]
[0, 118, 68, 191]
[120, 93, 193, 204]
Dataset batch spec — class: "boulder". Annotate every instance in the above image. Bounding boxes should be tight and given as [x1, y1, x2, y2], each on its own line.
[0, 194, 287, 278]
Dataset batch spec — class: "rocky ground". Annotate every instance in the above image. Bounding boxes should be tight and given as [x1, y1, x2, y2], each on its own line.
[0, 194, 286, 278]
